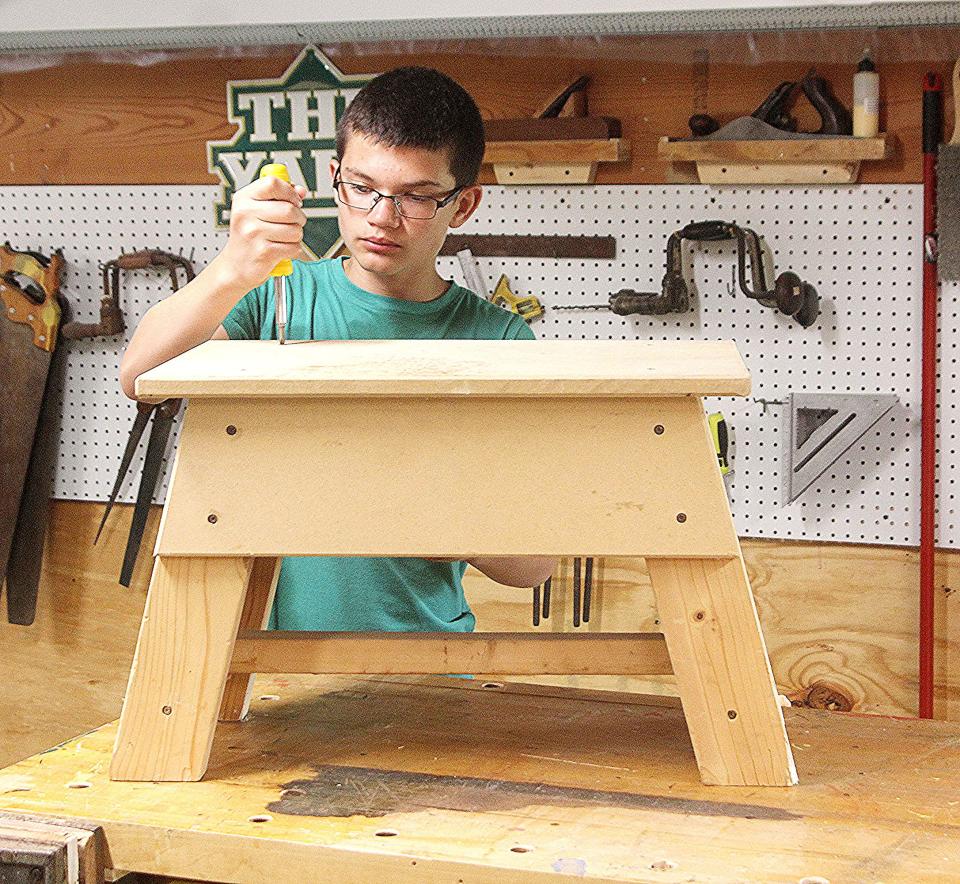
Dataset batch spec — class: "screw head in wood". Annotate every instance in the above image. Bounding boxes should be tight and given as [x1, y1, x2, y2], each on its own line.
[654, 424, 665, 435]
[676, 513, 687, 523]
[207, 513, 218, 524]
[226, 425, 237, 435]
[162, 705, 172, 715]
[727, 709, 737, 719]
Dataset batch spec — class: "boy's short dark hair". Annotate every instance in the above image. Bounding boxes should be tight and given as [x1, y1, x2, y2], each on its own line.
[335, 66, 485, 188]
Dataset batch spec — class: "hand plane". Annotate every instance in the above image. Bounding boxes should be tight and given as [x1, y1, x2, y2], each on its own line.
[751, 68, 852, 135]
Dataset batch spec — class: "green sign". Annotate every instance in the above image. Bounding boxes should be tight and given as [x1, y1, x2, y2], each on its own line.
[208, 47, 376, 259]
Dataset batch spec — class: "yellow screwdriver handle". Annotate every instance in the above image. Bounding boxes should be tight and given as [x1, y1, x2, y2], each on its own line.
[259, 163, 294, 278]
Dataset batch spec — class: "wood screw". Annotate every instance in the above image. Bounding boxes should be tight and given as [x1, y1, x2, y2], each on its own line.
[226, 425, 237, 435]
[676, 513, 687, 523]
[727, 709, 737, 719]
[654, 424, 665, 435]
[162, 705, 172, 715]
[694, 610, 705, 621]
[207, 513, 218, 524]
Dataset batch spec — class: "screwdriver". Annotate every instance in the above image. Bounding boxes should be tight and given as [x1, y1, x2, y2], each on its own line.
[258, 162, 295, 344]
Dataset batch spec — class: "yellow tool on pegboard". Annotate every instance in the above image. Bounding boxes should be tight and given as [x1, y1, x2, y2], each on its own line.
[708, 412, 731, 475]
[492, 275, 544, 322]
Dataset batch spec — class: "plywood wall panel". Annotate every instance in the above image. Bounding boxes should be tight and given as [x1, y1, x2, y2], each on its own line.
[0, 29, 956, 186]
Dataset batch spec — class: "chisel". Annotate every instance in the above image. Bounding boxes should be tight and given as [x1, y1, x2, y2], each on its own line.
[258, 162, 294, 344]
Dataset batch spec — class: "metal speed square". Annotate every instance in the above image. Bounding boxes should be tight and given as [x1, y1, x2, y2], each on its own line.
[784, 392, 899, 504]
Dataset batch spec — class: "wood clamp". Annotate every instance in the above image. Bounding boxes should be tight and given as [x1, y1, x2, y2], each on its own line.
[62, 248, 196, 340]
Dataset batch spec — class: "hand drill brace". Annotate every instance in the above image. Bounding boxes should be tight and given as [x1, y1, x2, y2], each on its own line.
[601, 220, 820, 328]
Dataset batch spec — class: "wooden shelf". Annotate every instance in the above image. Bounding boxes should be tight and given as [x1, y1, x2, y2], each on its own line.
[657, 134, 890, 184]
[482, 137, 630, 185]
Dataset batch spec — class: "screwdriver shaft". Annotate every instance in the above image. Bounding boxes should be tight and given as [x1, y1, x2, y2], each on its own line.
[275, 276, 287, 344]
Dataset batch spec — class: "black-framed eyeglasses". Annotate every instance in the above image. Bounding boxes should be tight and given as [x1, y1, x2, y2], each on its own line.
[332, 167, 464, 220]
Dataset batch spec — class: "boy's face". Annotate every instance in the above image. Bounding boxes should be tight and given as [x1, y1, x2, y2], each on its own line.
[330, 133, 481, 280]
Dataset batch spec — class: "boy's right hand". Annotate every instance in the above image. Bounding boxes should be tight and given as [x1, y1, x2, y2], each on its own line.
[219, 176, 309, 292]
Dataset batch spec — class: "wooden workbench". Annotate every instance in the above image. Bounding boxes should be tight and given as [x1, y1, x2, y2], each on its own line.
[1, 675, 957, 882]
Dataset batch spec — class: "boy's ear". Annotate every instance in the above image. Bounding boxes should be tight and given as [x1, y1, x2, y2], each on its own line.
[448, 185, 483, 230]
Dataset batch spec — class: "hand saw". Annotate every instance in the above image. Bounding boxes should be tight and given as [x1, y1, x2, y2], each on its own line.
[0, 244, 63, 614]
[6, 292, 71, 624]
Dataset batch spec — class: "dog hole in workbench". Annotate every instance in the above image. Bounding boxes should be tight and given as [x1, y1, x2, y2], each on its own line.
[67, 782, 91, 789]
[375, 829, 399, 837]
[481, 682, 504, 689]
[248, 815, 272, 823]
[510, 845, 534, 853]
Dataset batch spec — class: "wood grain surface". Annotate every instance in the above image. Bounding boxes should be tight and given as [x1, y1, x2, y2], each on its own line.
[1, 501, 958, 772]
[0, 30, 956, 186]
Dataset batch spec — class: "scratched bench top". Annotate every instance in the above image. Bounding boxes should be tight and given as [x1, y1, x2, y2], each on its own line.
[136, 338, 751, 399]
[1, 675, 957, 882]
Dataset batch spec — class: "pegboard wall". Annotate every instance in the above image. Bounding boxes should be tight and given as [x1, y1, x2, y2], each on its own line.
[2, 183, 957, 548]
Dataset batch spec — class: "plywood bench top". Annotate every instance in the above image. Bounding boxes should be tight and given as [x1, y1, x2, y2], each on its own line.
[136, 338, 751, 399]
[1, 675, 958, 881]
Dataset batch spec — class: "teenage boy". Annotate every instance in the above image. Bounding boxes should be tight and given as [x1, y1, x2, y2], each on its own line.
[121, 66, 557, 632]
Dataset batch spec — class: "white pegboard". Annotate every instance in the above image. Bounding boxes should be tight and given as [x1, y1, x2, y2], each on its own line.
[0, 186, 227, 513]
[1, 183, 956, 548]
[438, 183, 959, 549]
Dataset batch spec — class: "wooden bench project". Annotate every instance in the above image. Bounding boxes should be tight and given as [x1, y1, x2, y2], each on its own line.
[112, 338, 797, 787]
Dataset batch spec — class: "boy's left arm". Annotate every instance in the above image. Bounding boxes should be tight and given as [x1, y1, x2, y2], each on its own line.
[432, 325, 554, 587]
[465, 556, 558, 588]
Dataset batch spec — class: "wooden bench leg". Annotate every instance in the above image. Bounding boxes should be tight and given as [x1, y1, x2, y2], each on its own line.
[219, 557, 281, 721]
[110, 556, 253, 782]
[647, 555, 798, 786]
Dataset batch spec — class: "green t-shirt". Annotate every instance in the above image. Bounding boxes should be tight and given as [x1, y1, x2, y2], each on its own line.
[222, 256, 535, 632]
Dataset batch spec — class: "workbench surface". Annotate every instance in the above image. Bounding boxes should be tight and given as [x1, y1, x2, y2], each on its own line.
[1, 675, 956, 882]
